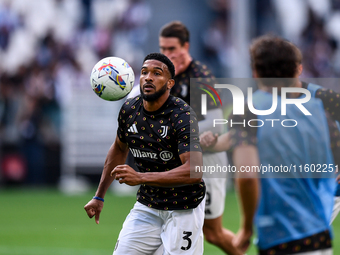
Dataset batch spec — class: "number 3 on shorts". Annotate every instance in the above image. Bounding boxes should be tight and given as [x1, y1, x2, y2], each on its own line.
[181, 231, 192, 250]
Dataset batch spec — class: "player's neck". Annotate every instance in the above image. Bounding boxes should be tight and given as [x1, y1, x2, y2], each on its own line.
[176, 54, 193, 76]
[184, 55, 193, 69]
[143, 93, 170, 112]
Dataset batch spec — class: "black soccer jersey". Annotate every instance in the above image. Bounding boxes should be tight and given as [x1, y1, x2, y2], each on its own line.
[172, 60, 218, 121]
[117, 95, 206, 210]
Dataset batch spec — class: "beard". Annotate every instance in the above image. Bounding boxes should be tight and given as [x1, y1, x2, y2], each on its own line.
[140, 82, 168, 102]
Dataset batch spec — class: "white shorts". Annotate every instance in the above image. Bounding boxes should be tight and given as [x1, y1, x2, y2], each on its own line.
[330, 196, 340, 224]
[113, 200, 205, 255]
[202, 151, 228, 219]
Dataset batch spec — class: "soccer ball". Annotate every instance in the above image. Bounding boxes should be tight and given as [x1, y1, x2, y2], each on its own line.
[90, 57, 135, 101]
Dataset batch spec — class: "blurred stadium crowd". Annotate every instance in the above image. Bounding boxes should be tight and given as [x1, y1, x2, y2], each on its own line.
[1, 0, 340, 186]
[0, 0, 151, 185]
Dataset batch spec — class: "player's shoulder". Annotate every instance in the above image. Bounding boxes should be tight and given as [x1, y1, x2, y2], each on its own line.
[190, 60, 215, 79]
[120, 95, 143, 113]
[168, 96, 191, 111]
[167, 96, 198, 122]
[303, 81, 339, 102]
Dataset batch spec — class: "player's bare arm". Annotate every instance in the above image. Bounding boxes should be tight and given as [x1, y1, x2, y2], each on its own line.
[111, 151, 203, 187]
[84, 136, 129, 224]
[96, 136, 129, 196]
[232, 145, 259, 253]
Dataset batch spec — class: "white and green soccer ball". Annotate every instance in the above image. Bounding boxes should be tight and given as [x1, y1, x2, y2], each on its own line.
[90, 57, 135, 101]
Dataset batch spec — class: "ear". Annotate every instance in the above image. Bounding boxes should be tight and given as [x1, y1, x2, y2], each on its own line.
[297, 64, 303, 76]
[252, 69, 258, 78]
[167, 79, 175, 90]
[183, 42, 190, 51]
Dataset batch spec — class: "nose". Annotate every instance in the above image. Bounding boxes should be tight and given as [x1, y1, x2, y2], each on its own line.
[164, 51, 174, 60]
[144, 72, 153, 82]
[162, 49, 170, 57]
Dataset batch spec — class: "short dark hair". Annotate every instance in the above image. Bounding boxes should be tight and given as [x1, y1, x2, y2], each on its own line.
[143, 53, 175, 79]
[250, 35, 302, 79]
[159, 21, 190, 46]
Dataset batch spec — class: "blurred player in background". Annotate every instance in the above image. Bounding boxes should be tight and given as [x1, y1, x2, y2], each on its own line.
[159, 21, 242, 255]
[201, 35, 340, 254]
[84, 53, 206, 255]
[333, 175, 340, 223]
[300, 81, 340, 225]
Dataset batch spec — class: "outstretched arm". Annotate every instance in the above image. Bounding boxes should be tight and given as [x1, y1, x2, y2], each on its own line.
[95, 136, 129, 197]
[84, 136, 129, 224]
[232, 145, 259, 253]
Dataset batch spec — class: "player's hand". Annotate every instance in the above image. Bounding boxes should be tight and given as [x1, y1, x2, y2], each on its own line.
[84, 199, 104, 224]
[111, 164, 142, 186]
[200, 131, 218, 150]
[232, 228, 253, 253]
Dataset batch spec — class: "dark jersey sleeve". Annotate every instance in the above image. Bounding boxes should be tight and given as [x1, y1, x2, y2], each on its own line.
[315, 88, 340, 123]
[117, 98, 134, 143]
[302, 82, 340, 122]
[302, 83, 340, 166]
[174, 105, 202, 155]
[325, 111, 340, 167]
[228, 106, 258, 151]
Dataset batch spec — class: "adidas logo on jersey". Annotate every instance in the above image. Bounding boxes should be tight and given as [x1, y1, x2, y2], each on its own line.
[127, 124, 138, 133]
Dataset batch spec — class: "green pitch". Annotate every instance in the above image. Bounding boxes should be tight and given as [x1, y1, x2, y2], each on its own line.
[0, 187, 339, 255]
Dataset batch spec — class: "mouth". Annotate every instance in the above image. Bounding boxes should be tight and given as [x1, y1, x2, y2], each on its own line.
[143, 83, 156, 92]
